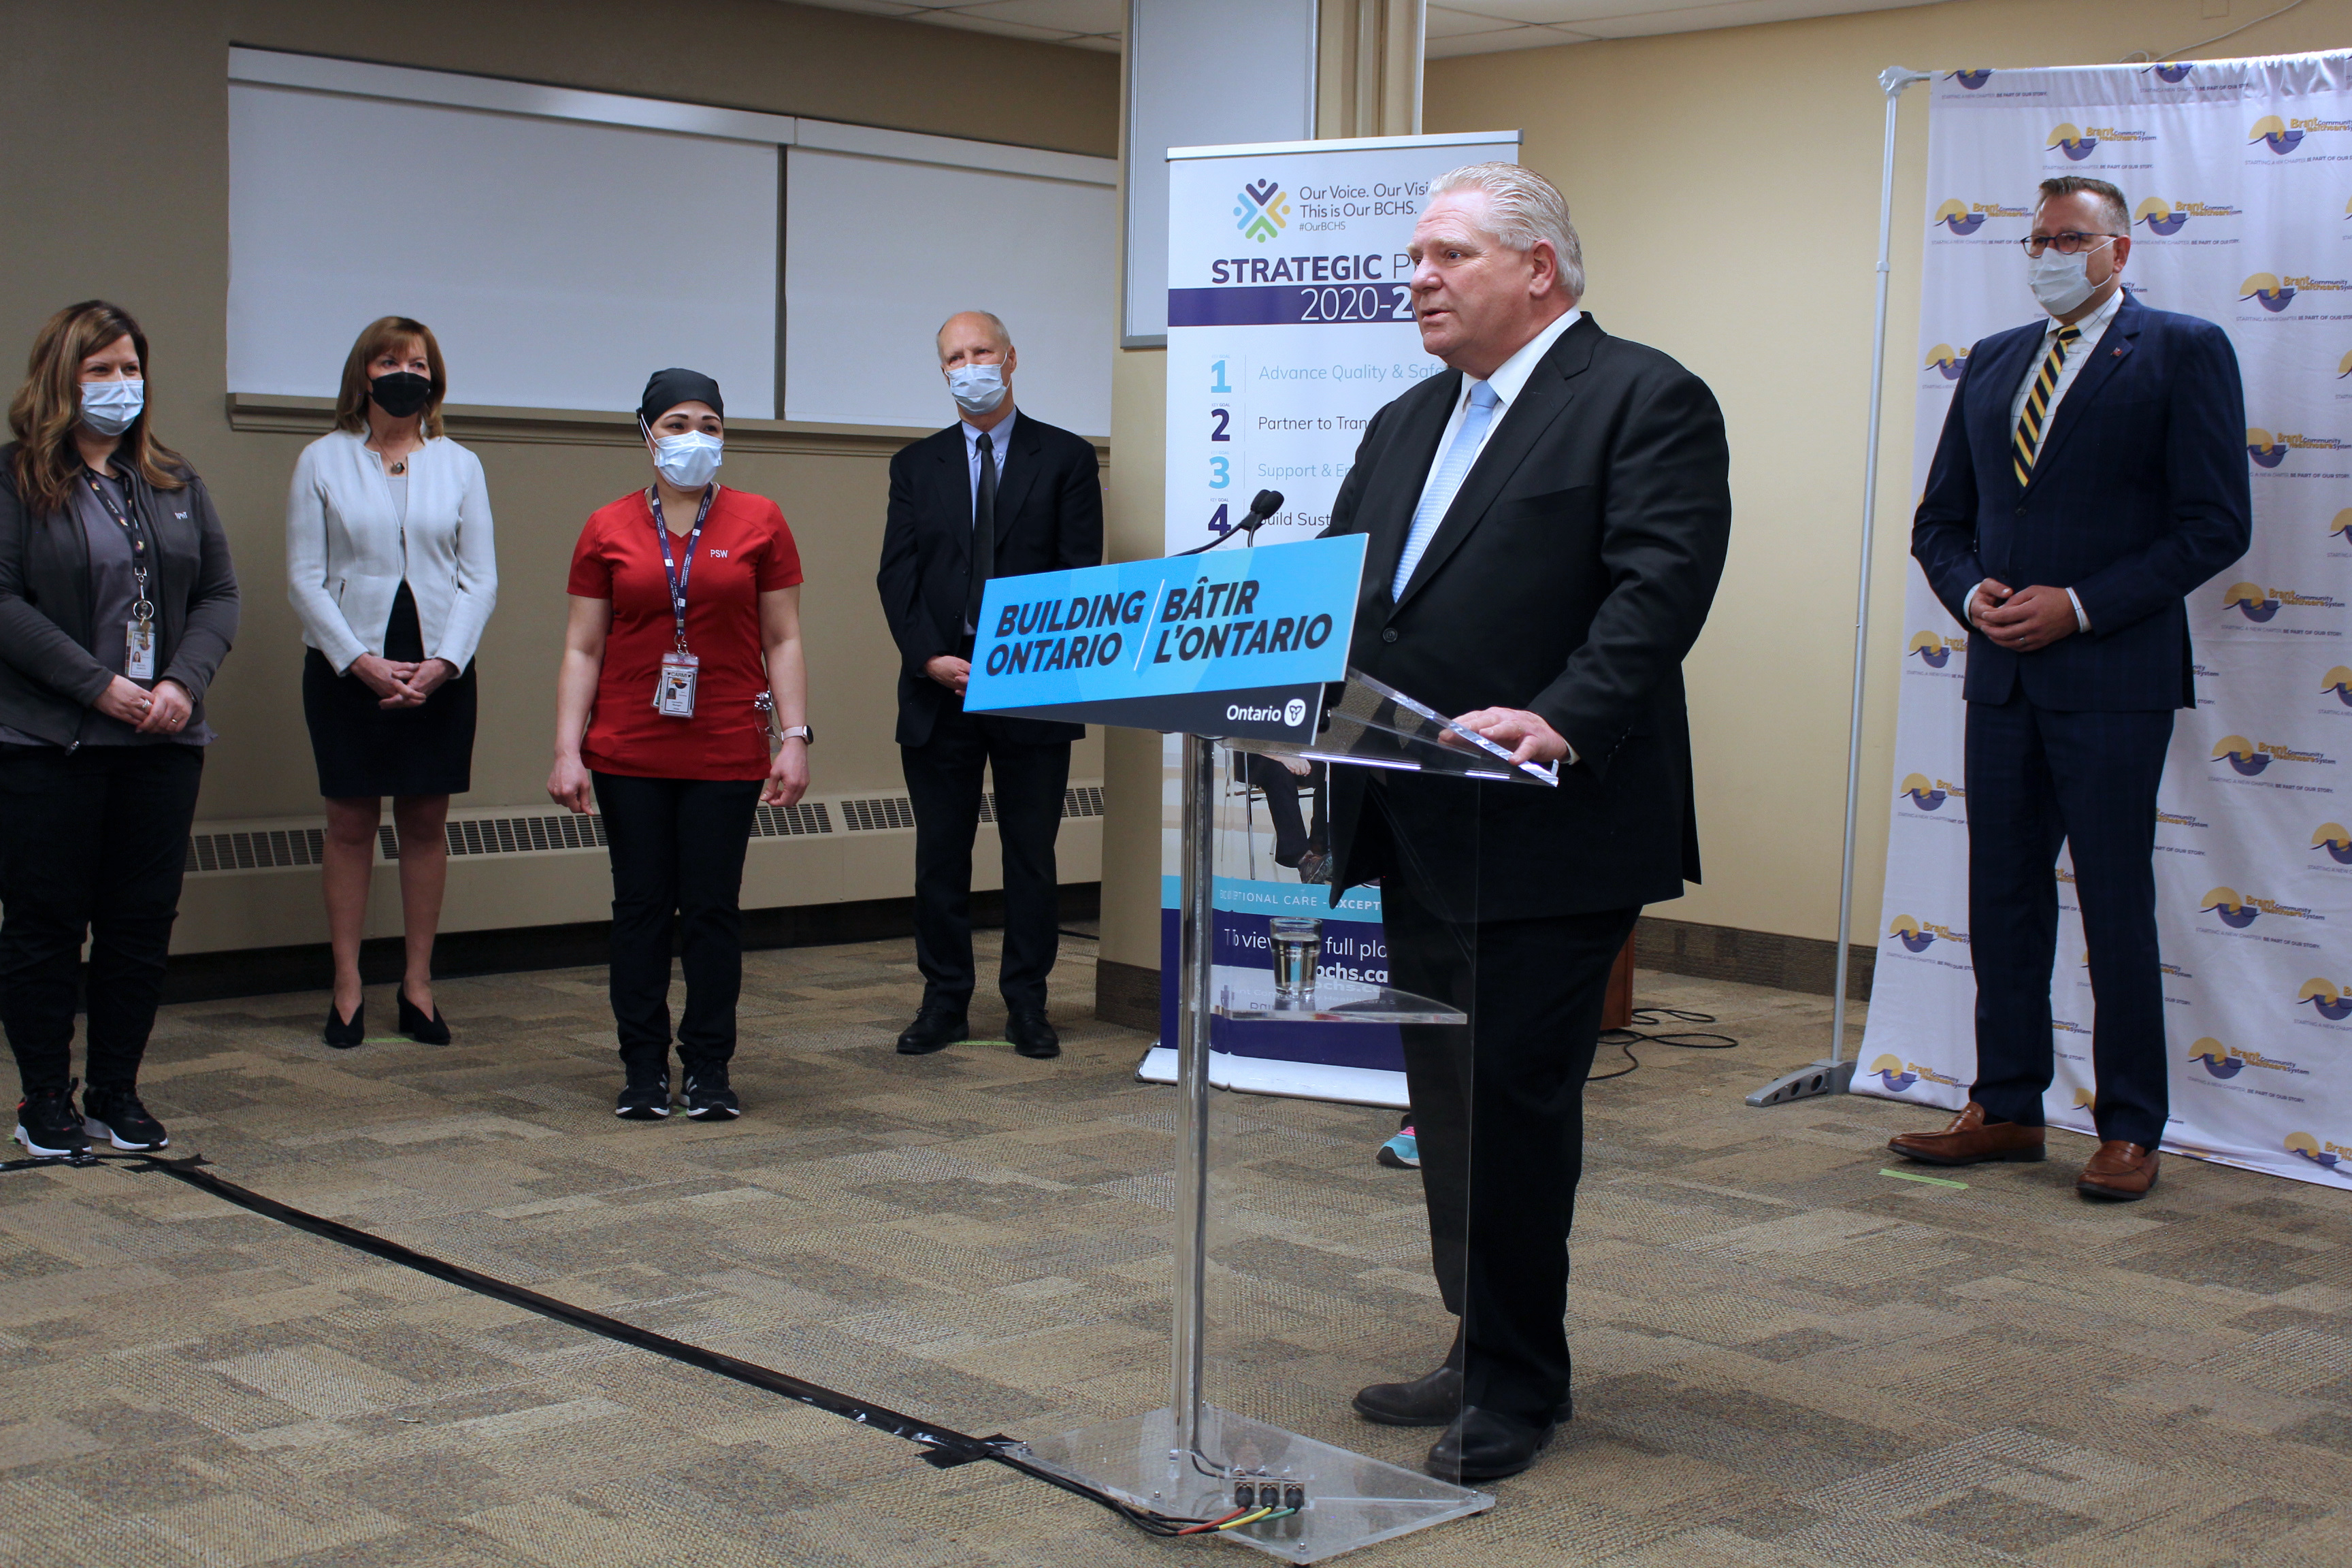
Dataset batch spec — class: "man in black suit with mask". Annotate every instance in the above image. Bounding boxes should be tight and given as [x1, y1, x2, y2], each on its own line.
[1324, 165, 1731, 1480]
[877, 312, 1102, 1060]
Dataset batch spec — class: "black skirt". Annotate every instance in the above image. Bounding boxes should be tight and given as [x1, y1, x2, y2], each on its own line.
[302, 581, 477, 798]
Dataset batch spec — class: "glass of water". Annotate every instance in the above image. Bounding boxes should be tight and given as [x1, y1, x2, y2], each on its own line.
[1269, 916, 1324, 1003]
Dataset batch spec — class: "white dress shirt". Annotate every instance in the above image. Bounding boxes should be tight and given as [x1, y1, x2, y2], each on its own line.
[1969, 285, 2125, 635]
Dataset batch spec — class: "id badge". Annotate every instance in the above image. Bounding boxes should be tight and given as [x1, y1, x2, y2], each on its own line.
[655, 651, 700, 718]
[125, 619, 157, 680]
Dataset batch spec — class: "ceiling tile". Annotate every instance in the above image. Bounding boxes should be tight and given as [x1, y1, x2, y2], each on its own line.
[791, 0, 927, 14]
[1560, 0, 1938, 37]
[1426, 5, 1524, 38]
[1424, 23, 1594, 56]
[957, 0, 1125, 31]
[1060, 33, 1123, 52]
[915, 9, 1073, 42]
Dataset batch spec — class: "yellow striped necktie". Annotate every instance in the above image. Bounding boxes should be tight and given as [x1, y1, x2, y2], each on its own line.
[2012, 324, 2082, 485]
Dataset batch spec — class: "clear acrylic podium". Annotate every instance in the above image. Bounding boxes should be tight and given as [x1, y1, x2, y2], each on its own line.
[1019, 670, 1554, 1561]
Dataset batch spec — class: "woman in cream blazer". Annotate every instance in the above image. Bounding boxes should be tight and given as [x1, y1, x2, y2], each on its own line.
[287, 316, 495, 1049]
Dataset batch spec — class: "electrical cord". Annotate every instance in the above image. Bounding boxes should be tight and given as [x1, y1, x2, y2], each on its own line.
[1588, 1007, 1738, 1082]
[3, 1149, 1212, 1539]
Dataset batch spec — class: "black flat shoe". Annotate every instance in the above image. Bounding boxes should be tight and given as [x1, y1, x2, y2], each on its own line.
[1007, 1010, 1060, 1060]
[1426, 1406, 1556, 1482]
[896, 1007, 968, 1056]
[397, 989, 451, 1045]
[324, 1000, 364, 1049]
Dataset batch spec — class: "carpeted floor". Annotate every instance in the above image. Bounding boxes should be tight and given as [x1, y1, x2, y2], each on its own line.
[1, 932, 2349, 1567]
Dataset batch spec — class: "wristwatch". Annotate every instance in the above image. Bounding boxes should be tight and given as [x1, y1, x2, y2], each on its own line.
[780, 724, 814, 745]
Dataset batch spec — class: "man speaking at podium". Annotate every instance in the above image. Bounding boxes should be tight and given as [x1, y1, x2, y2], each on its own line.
[1322, 163, 1731, 1480]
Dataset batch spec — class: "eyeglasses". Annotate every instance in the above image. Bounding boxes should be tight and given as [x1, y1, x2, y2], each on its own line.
[2019, 232, 2119, 257]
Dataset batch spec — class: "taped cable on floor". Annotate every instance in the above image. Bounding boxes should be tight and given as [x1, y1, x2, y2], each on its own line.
[3, 1149, 1211, 1538]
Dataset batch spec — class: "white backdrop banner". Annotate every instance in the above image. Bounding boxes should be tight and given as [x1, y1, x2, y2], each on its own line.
[1140, 131, 1518, 1103]
[1860, 52, 2352, 1188]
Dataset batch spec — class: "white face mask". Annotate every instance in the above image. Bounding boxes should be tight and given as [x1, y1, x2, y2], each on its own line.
[80, 378, 145, 436]
[650, 429, 723, 489]
[946, 361, 1007, 416]
[2027, 240, 2110, 316]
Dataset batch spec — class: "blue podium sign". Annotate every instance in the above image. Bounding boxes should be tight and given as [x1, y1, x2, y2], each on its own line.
[964, 535, 1365, 739]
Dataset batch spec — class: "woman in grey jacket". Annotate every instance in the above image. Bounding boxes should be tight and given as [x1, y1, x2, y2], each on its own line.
[0, 300, 240, 1158]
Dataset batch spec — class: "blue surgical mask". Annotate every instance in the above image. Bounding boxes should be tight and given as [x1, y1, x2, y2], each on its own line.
[946, 361, 1007, 416]
[80, 378, 145, 436]
[650, 430, 723, 489]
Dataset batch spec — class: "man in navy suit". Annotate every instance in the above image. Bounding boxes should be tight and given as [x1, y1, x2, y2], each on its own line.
[1895, 176, 2249, 1200]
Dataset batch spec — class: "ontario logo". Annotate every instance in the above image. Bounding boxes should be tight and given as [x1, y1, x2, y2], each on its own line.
[1899, 773, 1964, 811]
[1867, 1053, 1962, 1091]
[1932, 199, 2025, 235]
[2211, 735, 2333, 776]
[2299, 979, 2352, 1019]
[2249, 428, 2352, 466]
[2202, 885, 2321, 928]
[2316, 822, 2352, 862]
[2252, 114, 2352, 155]
[1889, 914, 1965, 951]
[1924, 344, 1969, 379]
[1908, 630, 1965, 667]
[2136, 197, 2238, 233]
[2188, 1037, 2304, 1078]
[2242, 272, 2352, 311]
[1234, 179, 1290, 244]
[1948, 69, 1993, 90]
[2048, 122, 2153, 159]
[2286, 1131, 2352, 1175]
[2222, 580, 2344, 619]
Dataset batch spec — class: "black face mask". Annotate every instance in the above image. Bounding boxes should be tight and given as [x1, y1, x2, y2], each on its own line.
[369, 372, 434, 419]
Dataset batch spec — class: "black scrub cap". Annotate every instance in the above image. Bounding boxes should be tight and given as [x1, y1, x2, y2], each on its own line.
[638, 368, 724, 428]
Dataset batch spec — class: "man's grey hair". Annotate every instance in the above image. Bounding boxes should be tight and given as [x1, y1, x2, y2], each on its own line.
[2036, 175, 2129, 236]
[936, 310, 1013, 357]
[1428, 163, 1585, 301]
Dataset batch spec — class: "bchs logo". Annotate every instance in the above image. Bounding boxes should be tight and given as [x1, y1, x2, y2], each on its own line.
[2136, 198, 2238, 233]
[1899, 772, 1961, 811]
[1234, 179, 1290, 244]
[2249, 428, 2287, 468]
[2299, 979, 2352, 1019]
[2202, 886, 2260, 927]
[2332, 509, 2352, 543]
[1949, 69, 1992, 90]
[1908, 630, 1964, 667]
[2149, 63, 2194, 83]
[2251, 115, 2304, 155]
[2325, 670, 2352, 708]
[2242, 274, 2296, 312]
[2212, 736, 2268, 774]
[2286, 1131, 2352, 1175]
[2339, 350, 2352, 381]
[2317, 822, 2352, 863]
[1868, 1054, 1918, 1092]
[2189, 1038, 2246, 1078]
[2223, 581, 2281, 621]
[1924, 344, 1968, 379]
[2048, 123, 2099, 160]
[1889, 914, 1964, 951]
[1933, 201, 1985, 236]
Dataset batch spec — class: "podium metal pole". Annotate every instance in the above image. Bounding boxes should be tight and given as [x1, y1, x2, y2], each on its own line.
[1171, 732, 1215, 1457]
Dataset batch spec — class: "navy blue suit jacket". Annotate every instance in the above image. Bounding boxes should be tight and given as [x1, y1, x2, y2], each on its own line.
[1910, 293, 2249, 711]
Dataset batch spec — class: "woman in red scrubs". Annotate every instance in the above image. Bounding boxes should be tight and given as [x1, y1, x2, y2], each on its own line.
[549, 369, 811, 1122]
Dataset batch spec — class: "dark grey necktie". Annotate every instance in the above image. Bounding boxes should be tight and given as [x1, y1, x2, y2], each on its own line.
[965, 431, 996, 632]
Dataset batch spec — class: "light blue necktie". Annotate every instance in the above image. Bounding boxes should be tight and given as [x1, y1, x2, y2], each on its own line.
[1392, 380, 1501, 600]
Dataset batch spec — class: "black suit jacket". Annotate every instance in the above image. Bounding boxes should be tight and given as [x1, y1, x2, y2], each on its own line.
[1321, 314, 1732, 921]
[877, 412, 1104, 748]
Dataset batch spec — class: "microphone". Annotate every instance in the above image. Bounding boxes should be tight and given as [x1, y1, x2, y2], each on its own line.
[1179, 489, 1286, 555]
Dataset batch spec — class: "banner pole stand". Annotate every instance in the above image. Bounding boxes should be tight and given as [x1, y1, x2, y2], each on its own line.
[1748, 65, 1931, 1110]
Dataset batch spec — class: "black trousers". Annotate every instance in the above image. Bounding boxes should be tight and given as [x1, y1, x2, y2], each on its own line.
[1965, 694, 2176, 1148]
[591, 772, 761, 1075]
[1241, 754, 1326, 868]
[1384, 867, 1639, 1426]
[900, 703, 1069, 1013]
[0, 743, 203, 1095]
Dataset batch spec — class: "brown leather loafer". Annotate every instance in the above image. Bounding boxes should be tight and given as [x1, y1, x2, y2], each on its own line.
[2077, 1141, 2159, 1201]
[1886, 1101, 2046, 1166]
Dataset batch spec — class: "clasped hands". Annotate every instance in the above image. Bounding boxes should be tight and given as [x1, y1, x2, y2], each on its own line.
[1970, 580, 2078, 655]
[353, 652, 459, 708]
[95, 675, 191, 733]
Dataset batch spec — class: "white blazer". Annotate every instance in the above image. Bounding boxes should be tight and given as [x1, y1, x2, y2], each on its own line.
[286, 429, 498, 673]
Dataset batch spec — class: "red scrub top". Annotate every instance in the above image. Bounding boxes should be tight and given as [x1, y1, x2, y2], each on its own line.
[567, 486, 803, 780]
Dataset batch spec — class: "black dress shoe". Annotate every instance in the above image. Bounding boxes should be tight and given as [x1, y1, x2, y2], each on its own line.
[1426, 1406, 1556, 1482]
[896, 1007, 968, 1056]
[324, 1000, 364, 1049]
[397, 989, 451, 1045]
[1356, 1360, 1573, 1428]
[1007, 1011, 1060, 1059]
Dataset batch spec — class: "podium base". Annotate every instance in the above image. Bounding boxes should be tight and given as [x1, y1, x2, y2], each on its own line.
[1016, 1404, 1491, 1563]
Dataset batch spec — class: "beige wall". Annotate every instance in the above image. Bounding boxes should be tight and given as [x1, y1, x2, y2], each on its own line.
[1422, 0, 2352, 951]
[0, 1, 1117, 951]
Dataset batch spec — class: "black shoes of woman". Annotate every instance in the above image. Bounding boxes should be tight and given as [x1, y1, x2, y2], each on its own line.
[397, 990, 452, 1045]
[323, 992, 451, 1048]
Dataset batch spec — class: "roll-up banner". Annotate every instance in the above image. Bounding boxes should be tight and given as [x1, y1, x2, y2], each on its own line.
[1141, 130, 1520, 1105]
[1861, 52, 2352, 1187]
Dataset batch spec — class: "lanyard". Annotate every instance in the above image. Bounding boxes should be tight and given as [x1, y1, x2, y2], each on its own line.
[83, 471, 155, 623]
[647, 485, 716, 653]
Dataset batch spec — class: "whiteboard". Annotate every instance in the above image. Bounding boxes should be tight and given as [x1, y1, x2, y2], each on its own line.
[228, 82, 781, 418]
[783, 147, 1114, 437]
